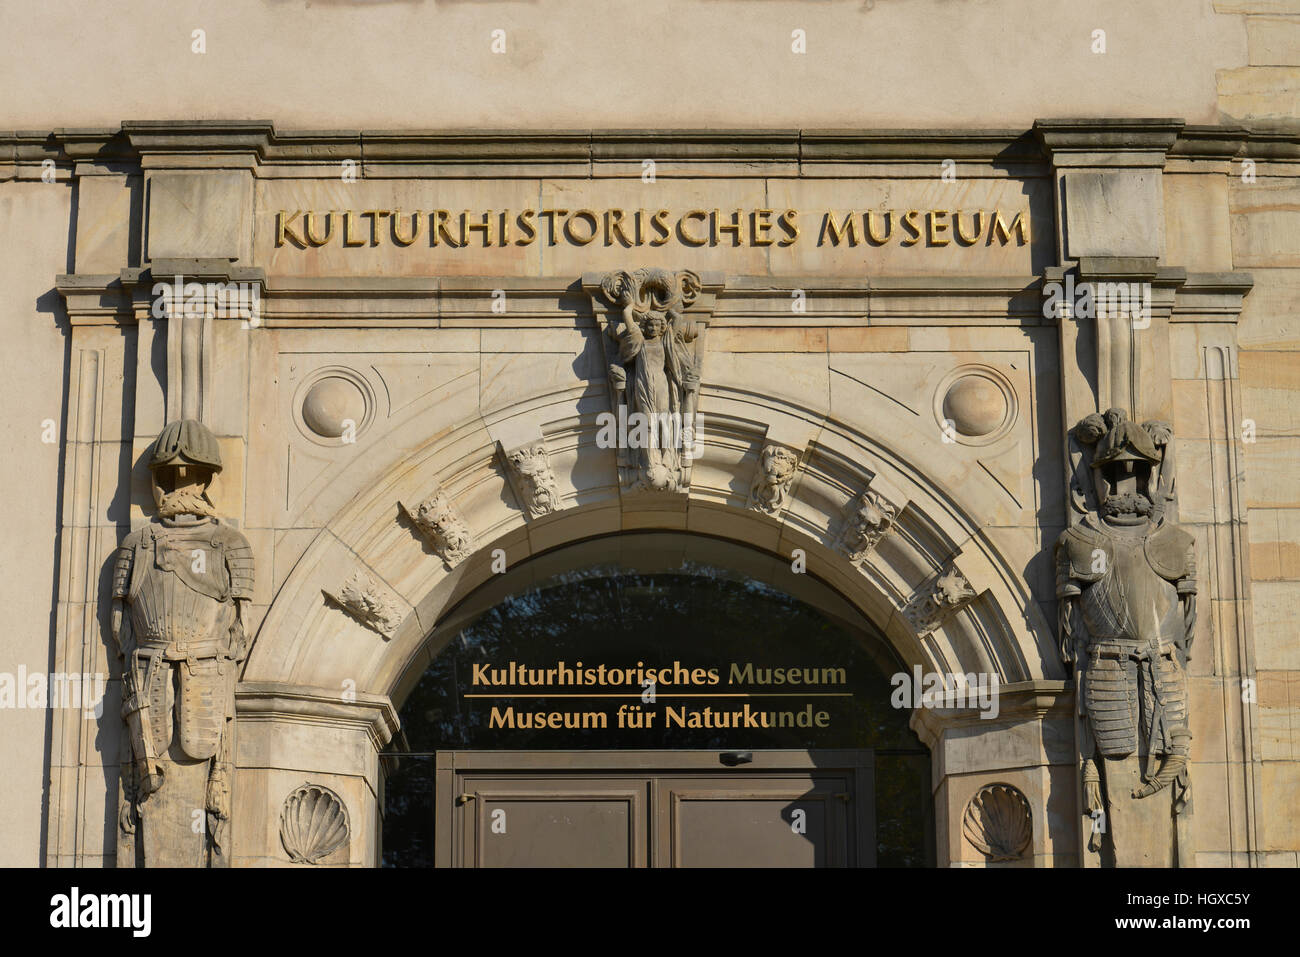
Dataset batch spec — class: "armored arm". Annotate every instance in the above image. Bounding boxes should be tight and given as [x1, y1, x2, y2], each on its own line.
[111, 531, 164, 799]
[1178, 538, 1197, 660]
[223, 533, 256, 662]
[1054, 538, 1082, 668]
[110, 542, 135, 659]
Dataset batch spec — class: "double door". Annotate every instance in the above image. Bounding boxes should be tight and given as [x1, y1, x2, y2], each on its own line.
[433, 750, 874, 867]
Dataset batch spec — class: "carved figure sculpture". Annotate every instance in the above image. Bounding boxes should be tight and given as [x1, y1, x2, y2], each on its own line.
[1056, 408, 1195, 866]
[748, 445, 799, 514]
[598, 268, 703, 491]
[111, 419, 253, 867]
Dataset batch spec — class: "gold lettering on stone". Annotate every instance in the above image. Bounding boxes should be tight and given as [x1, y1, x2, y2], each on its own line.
[954, 209, 983, 245]
[989, 209, 1030, 244]
[865, 209, 892, 245]
[390, 209, 419, 246]
[342, 210, 365, 247]
[304, 210, 334, 246]
[276, 209, 303, 247]
[272, 206, 1030, 250]
[678, 209, 708, 246]
[822, 211, 861, 247]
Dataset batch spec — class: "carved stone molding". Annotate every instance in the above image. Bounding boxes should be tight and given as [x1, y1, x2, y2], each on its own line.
[836, 486, 898, 562]
[963, 784, 1033, 862]
[903, 566, 977, 636]
[401, 487, 474, 568]
[28, 122, 1300, 174]
[747, 445, 800, 515]
[279, 783, 350, 865]
[501, 440, 560, 519]
[236, 682, 400, 753]
[324, 569, 403, 640]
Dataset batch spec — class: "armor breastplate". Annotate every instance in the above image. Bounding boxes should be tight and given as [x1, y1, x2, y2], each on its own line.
[1078, 541, 1183, 647]
[126, 522, 237, 650]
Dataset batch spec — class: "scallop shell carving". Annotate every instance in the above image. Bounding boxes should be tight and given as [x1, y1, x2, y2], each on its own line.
[962, 784, 1032, 862]
[280, 783, 350, 864]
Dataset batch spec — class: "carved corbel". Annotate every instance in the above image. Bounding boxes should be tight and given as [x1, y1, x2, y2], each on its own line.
[903, 566, 977, 636]
[324, 569, 403, 640]
[836, 486, 899, 562]
[747, 444, 801, 515]
[400, 487, 474, 568]
[500, 440, 560, 519]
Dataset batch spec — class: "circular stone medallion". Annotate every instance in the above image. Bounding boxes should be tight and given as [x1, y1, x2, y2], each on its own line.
[943, 374, 1007, 437]
[933, 365, 1018, 446]
[302, 376, 366, 438]
[293, 367, 377, 446]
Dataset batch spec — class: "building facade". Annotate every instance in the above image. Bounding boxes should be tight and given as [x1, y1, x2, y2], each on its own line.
[2, 1, 1297, 868]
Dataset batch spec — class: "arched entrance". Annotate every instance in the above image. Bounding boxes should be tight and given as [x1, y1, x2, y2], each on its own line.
[234, 375, 1070, 868]
[382, 531, 932, 867]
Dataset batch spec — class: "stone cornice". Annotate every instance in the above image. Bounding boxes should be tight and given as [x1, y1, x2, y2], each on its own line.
[236, 681, 400, 752]
[800, 129, 1043, 163]
[3, 121, 1296, 177]
[1039, 262, 1253, 325]
[53, 270, 1252, 327]
[1171, 124, 1252, 161]
[53, 271, 1050, 326]
[124, 259, 268, 288]
[1033, 118, 1185, 168]
[908, 679, 1074, 752]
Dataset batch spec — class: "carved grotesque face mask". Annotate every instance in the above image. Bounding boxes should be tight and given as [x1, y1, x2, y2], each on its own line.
[417, 501, 448, 531]
[153, 464, 216, 518]
[856, 501, 884, 528]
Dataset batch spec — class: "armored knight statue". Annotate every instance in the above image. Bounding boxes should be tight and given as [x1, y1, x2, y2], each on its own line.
[599, 268, 703, 492]
[1055, 408, 1196, 866]
[110, 419, 254, 867]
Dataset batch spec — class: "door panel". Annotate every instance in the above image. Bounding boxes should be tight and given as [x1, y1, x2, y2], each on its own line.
[656, 775, 853, 867]
[458, 778, 648, 868]
[438, 751, 873, 868]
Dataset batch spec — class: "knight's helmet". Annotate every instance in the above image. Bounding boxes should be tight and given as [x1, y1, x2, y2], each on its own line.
[1089, 408, 1161, 517]
[148, 419, 223, 510]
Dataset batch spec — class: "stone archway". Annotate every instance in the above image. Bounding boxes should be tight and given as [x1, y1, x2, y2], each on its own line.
[234, 374, 1072, 867]
[244, 415, 1058, 699]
